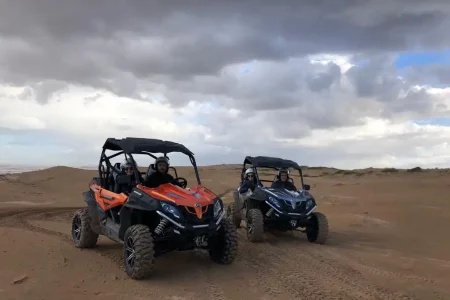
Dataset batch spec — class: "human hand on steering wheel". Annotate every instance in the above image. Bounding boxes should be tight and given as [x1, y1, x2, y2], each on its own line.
[173, 177, 188, 189]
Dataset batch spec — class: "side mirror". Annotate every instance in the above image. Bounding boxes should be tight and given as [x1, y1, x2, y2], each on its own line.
[303, 184, 310, 191]
[116, 174, 132, 185]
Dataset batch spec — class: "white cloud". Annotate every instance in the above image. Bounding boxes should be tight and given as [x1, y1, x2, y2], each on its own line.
[0, 84, 209, 143]
[1, 1, 450, 173]
[308, 54, 354, 73]
[2, 80, 450, 169]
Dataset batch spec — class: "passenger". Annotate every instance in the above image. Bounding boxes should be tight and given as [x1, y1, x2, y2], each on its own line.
[238, 168, 259, 194]
[237, 168, 261, 210]
[114, 158, 140, 194]
[271, 168, 297, 191]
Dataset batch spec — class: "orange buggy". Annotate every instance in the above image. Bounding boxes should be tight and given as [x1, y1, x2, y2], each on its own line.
[71, 137, 237, 279]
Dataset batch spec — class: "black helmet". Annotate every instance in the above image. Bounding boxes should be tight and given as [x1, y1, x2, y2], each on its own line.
[155, 156, 169, 165]
[279, 168, 289, 175]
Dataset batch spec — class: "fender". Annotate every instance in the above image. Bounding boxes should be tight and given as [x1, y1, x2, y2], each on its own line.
[118, 206, 132, 240]
[123, 188, 159, 211]
[248, 187, 268, 202]
[119, 188, 160, 240]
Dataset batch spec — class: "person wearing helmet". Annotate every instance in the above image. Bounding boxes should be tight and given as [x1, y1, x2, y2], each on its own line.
[238, 168, 259, 194]
[121, 158, 135, 176]
[143, 156, 177, 188]
[113, 158, 140, 194]
[271, 168, 297, 191]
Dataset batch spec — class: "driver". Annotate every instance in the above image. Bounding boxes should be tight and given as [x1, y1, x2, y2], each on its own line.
[143, 156, 177, 188]
[271, 168, 297, 191]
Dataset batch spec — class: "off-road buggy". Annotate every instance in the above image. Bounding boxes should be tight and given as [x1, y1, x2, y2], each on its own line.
[71, 137, 237, 279]
[228, 156, 328, 243]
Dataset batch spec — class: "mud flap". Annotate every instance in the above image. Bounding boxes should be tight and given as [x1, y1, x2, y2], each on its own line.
[234, 191, 244, 220]
[233, 191, 240, 208]
[83, 191, 104, 235]
[238, 190, 252, 220]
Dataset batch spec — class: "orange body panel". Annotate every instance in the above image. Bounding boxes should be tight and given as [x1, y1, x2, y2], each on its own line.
[90, 182, 217, 219]
[90, 183, 128, 211]
[138, 184, 217, 219]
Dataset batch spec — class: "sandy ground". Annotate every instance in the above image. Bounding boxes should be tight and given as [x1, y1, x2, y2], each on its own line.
[1, 165, 450, 300]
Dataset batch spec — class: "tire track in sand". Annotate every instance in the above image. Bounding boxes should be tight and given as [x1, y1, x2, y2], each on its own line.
[0, 188, 237, 269]
[0, 188, 421, 299]
[235, 227, 416, 300]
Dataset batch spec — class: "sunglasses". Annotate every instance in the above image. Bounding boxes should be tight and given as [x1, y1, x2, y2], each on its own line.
[247, 174, 254, 178]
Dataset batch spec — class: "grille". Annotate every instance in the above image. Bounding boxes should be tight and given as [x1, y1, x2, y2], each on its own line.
[282, 200, 306, 213]
[179, 204, 214, 225]
[283, 199, 301, 207]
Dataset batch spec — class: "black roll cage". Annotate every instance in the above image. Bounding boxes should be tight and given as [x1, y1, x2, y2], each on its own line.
[241, 156, 305, 188]
[98, 149, 201, 188]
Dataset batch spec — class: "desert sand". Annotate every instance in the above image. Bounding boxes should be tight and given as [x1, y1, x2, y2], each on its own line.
[1, 165, 450, 300]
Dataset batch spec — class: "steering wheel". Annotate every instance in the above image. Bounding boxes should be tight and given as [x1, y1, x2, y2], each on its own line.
[174, 177, 188, 189]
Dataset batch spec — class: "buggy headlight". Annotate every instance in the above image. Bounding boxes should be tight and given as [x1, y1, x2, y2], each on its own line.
[268, 196, 281, 208]
[305, 199, 314, 210]
[161, 202, 181, 219]
[213, 199, 223, 218]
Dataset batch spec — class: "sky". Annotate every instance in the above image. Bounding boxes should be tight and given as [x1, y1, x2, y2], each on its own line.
[1, 0, 450, 169]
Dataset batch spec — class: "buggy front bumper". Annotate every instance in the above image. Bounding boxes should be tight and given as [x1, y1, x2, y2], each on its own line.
[265, 200, 316, 221]
[156, 210, 225, 235]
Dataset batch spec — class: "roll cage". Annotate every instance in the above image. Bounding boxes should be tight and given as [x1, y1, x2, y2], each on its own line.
[241, 156, 305, 188]
[98, 137, 201, 189]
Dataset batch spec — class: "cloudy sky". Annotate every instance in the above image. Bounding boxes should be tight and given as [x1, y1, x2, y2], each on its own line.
[1, 0, 450, 169]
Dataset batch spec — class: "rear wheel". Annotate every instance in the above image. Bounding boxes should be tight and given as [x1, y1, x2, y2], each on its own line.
[209, 218, 238, 264]
[71, 208, 98, 248]
[227, 202, 241, 228]
[246, 209, 264, 242]
[306, 212, 329, 244]
[123, 225, 155, 280]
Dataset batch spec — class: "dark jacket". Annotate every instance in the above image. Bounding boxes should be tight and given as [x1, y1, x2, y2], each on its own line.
[239, 179, 260, 194]
[271, 180, 297, 191]
[112, 171, 140, 194]
[144, 171, 176, 188]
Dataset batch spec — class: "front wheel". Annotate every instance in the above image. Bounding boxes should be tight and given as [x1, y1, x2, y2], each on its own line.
[209, 218, 238, 264]
[306, 212, 329, 244]
[246, 209, 264, 243]
[123, 225, 155, 279]
[71, 208, 98, 248]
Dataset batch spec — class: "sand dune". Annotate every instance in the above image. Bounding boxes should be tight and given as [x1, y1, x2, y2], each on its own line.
[1, 165, 450, 299]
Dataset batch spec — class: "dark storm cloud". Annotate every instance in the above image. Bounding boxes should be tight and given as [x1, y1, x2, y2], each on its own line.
[1, 0, 450, 89]
[1, 0, 449, 143]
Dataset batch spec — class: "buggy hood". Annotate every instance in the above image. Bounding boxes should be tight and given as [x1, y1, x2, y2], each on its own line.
[138, 183, 217, 208]
[260, 187, 312, 209]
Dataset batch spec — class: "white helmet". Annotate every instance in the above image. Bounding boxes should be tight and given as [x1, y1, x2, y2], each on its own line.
[245, 168, 255, 177]
[121, 158, 136, 170]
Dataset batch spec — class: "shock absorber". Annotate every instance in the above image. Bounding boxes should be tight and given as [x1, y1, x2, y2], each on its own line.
[154, 218, 169, 235]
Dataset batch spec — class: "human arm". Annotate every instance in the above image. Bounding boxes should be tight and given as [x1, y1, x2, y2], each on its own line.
[143, 172, 159, 188]
[286, 181, 297, 191]
[239, 181, 249, 194]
